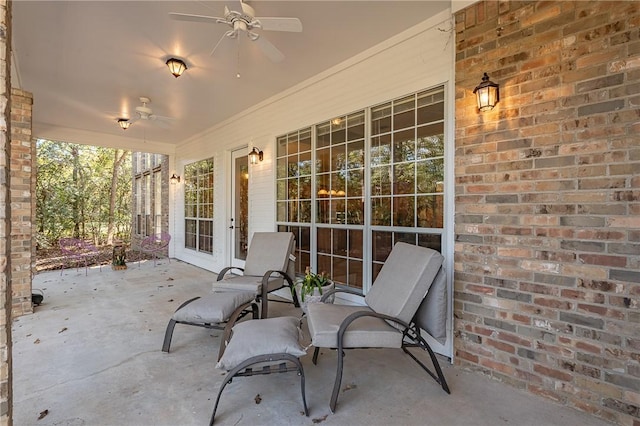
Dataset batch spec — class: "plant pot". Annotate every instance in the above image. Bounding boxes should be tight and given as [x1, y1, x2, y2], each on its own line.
[295, 281, 335, 314]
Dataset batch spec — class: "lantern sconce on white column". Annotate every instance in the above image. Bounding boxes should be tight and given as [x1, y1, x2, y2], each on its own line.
[249, 147, 264, 165]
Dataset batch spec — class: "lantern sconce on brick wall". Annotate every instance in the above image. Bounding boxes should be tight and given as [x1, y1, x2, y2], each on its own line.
[170, 173, 181, 184]
[473, 72, 500, 112]
[249, 147, 264, 165]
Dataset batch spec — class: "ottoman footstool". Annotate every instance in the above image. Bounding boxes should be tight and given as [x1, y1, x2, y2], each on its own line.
[211, 316, 309, 424]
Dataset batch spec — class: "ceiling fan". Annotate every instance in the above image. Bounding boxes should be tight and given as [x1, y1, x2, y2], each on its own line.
[120, 97, 173, 129]
[169, 0, 303, 63]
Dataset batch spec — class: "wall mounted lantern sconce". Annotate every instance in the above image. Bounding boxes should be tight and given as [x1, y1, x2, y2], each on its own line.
[118, 118, 131, 130]
[248, 147, 264, 165]
[170, 173, 181, 184]
[473, 72, 500, 111]
[166, 58, 187, 78]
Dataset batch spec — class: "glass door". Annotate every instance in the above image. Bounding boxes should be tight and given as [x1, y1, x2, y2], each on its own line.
[231, 148, 249, 267]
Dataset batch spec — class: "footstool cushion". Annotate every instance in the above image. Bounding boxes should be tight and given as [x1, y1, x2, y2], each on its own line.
[172, 291, 256, 324]
[216, 316, 306, 371]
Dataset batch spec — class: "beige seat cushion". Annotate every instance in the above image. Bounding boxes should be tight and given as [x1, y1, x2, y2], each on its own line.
[172, 291, 255, 324]
[212, 275, 283, 293]
[365, 242, 444, 326]
[216, 316, 306, 371]
[306, 303, 402, 349]
[242, 232, 295, 277]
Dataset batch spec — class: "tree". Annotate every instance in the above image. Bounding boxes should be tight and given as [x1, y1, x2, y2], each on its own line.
[36, 140, 132, 246]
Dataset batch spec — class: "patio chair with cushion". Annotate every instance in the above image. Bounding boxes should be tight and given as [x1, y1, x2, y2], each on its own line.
[306, 242, 450, 412]
[137, 232, 171, 267]
[59, 238, 101, 276]
[212, 231, 299, 319]
[162, 232, 299, 355]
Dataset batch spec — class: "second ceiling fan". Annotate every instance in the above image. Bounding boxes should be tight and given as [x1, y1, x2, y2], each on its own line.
[170, 0, 303, 63]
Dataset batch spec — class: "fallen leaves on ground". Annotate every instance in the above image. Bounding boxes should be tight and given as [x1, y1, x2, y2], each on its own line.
[342, 383, 357, 392]
[58, 327, 68, 334]
[312, 414, 328, 423]
[254, 394, 262, 404]
[34, 338, 40, 344]
[37, 409, 49, 420]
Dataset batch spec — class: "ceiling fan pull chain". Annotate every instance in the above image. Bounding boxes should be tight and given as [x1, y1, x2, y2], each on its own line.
[236, 37, 241, 78]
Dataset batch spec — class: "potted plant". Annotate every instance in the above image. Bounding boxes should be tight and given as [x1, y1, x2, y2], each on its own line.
[293, 266, 334, 313]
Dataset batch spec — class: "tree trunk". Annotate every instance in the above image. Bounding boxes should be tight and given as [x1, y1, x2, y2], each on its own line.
[72, 146, 80, 238]
[106, 149, 127, 245]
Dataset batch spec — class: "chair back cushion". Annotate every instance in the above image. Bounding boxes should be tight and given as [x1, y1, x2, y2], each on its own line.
[413, 266, 447, 344]
[365, 242, 444, 325]
[243, 232, 295, 277]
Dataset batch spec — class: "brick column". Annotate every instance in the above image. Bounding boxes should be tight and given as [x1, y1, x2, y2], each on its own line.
[0, 0, 11, 423]
[10, 89, 33, 318]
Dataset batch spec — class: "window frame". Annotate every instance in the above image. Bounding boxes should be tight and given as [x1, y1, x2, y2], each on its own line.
[276, 85, 448, 294]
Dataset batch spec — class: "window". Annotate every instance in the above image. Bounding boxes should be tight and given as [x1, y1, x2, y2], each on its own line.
[144, 174, 151, 236]
[370, 88, 445, 281]
[135, 177, 142, 235]
[154, 170, 162, 235]
[184, 158, 214, 254]
[276, 86, 446, 290]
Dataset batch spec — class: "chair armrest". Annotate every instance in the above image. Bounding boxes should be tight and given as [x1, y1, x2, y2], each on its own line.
[217, 266, 245, 281]
[173, 296, 201, 313]
[337, 310, 410, 348]
[320, 286, 362, 303]
[260, 269, 294, 288]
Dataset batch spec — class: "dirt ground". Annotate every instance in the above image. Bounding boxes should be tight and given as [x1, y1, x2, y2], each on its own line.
[36, 244, 156, 273]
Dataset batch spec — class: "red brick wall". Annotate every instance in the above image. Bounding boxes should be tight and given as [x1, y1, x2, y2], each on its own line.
[0, 0, 12, 422]
[10, 88, 33, 318]
[454, 1, 640, 424]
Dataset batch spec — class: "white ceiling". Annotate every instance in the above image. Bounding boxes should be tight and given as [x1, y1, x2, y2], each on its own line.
[12, 1, 450, 150]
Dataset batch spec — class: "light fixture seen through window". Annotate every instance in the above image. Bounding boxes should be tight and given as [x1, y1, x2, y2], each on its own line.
[166, 58, 187, 78]
[473, 72, 500, 111]
[249, 147, 263, 164]
[170, 173, 181, 184]
[118, 119, 131, 130]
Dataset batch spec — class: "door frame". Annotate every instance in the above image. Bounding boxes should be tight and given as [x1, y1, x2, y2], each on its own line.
[229, 147, 249, 268]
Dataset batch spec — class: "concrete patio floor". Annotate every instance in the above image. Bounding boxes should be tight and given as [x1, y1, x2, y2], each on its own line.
[13, 260, 612, 426]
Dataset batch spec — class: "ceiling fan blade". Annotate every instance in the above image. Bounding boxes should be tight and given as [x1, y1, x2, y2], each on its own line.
[149, 115, 174, 128]
[255, 17, 302, 32]
[226, 0, 244, 12]
[253, 34, 285, 63]
[169, 12, 225, 24]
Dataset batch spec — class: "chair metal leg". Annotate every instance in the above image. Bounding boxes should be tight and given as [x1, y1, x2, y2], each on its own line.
[402, 338, 451, 394]
[298, 358, 310, 417]
[329, 350, 345, 413]
[210, 371, 234, 425]
[162, 319, 177, 353]
[261, 295, 268, 319]
[312, 347, 320, 365]
[210, 354, 307, 425]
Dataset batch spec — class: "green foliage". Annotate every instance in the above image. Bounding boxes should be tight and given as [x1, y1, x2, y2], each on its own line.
[294, 266, 330, 302]
[36, 139, 132, 246]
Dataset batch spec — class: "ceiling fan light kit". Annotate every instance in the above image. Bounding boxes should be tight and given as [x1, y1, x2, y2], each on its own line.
[166, 58, 187, 78]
